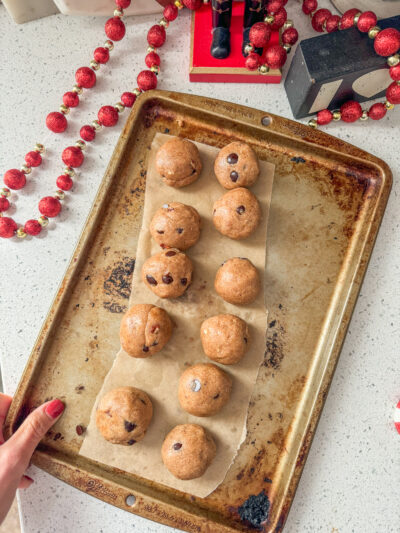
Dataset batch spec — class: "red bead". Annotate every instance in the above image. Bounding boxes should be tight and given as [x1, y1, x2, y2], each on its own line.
[245, 52, 261, 71]
[266, 0, 284, 13]
[316, 109, 333, 125]
[25, 151, 42, 167]
[98, 105, 119, 127]
[24, 219, 42, 236]
[39, 196, 61, 218]
[270, 7, 287, 31]
[182, 0, 202, 9]
[325, 15, 340, 33]
[357, 11, 377, 33]
[386, 81, 400, 104]
[0, 217, 17, 238]
[282, 27, 298, 46]
[46, 111, 67, 133]
[0, 197, 10, 212]
[137, 70, 158, 91]
[147, 25, 166, 48]
[80, 125, 96, 142]
[56, 174, 73, 191]
[121, 92, 136, 107]
[265, 44, 287, 69]
[374, 28, 400, 57]
[312, 9, 331, 32]
[62, 146, 84, 167]
[163, 3, 178, 21]
[75, 67, 96, 89]
[340, 100, 362, 122]
[4, 169, 26, 190]
[340, 8, 360, 30]
[63, 91, 79, 108]
[105, 17, 126, 41]
[390, 65, 400, 81]
[145, 51, 161, 68]
[302, 0, 317, 15]
[249, 22, 271, 48]
[94, 47, 110, 64]
[116, 0, 131, 7]
[368, 103, 387, 120]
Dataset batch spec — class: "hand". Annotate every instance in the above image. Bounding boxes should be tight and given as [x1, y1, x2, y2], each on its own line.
[0, 393, 65, 525]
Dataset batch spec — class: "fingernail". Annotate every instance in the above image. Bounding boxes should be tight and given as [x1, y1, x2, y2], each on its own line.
[25, 475, 34, 482]
[45, 399, 65, 419]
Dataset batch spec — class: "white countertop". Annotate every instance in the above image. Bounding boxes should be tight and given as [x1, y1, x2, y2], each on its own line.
[0, 2, 399, 532]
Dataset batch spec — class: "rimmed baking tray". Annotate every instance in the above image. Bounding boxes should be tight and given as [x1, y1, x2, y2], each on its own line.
[4, 90, 391, 532]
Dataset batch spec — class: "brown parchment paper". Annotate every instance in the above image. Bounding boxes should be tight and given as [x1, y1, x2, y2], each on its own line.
[80, 134, 275, 497]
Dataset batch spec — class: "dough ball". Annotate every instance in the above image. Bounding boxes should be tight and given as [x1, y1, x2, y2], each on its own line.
[150, 202, 202, 250]
[213, 187, 261, 240]
[120, 304, 173, 358]
[96, 387, 153, 445]
[214, 257, 260, 305]
[200, 314, 249, 365]
[178, 363, 232, 417]
[155, 137, 202, 188]
[214, 141, 259, 189]
[142, 249, 193, 299]
[161, 424, 216, 480]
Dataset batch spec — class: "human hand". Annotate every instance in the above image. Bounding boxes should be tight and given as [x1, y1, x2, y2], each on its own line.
[0, 393, 65, 525]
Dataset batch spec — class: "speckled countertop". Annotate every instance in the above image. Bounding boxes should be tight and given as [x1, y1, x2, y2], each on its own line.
[0, 2, 399, 532]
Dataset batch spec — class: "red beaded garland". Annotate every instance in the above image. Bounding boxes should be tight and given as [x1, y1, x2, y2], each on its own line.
[386, 81, 400, 104]
[75, 67, 96, 89]
[340, 100, 362, 122]
[163, 3, 178, 21]
[62, 146, 84, 167]
[265, 44, 287, 69]
[25, 151, 42, 167]
[137, 70, 158, 91]
[316, 109, 333, 125]
[46, 111, 68, 133]
[39, 196, 61, 218]
[311, 9, 331, 32]
[302, 0, 317, 15]
[105, 17, 126, 41]
[270, 7, 287, 31]
[325, 15, 340, 33]
[24, 219, 42, 236]
[63, 91, 79, 108]
[340, 8, 360, 30]
[4, 169, 26, 190]
[56, 174, 74, 191]
[245, 52, 261, 70]
[0, 197, 10, 212]
[116, 0, 131, 8]
[145, 51, 161, 68]
[121, 92, 136, 107]
[147, 25, 166, 48]
[80, 125, 96, 141]
[368, 102, 387, 120]
[0, 217, 17, 238]
[249, 22, 271, 48]
[389, 65, 400, 81]
[374, 28, 400, 57]
[357, 11, 377, 33]
[182, 0, 202, 10]
[282, 27, 299, 45]
[98, 105, 119, 127]
[94, 47, 110, 64]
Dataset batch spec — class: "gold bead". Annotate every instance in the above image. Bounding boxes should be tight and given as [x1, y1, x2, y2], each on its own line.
[133, 88, 142, 97]
[174, 0, 184, 9]
[115, 102, 125, 113]
[21, 164, 32, 174]
[368, 26, 381, 39]
[283, 19, 293, 30]
[308, 118, 318, 129]
[64, 166, 75, 177]
[150, 65, 160, 75]
[35, 142, 45, 153]
[104, 40, 114, 51]
[60, 104, 70, 115]
[332, 110, 341, 121]
[90, 60, 100, 71]
[264, 14, 274, 24]
[147, 45, 156, 53]
[388, 54, 400, 67]
[159, 18, 169, 28]
[92, 119, 102, 131]
[244, 44, 254, 55]
[55, 190, 65, 201]
[360, 110, 368, 121]
[258, 64, 269, 74]
[114, 8, 124, 17]
[203, 0, 210, 4]
[38, 216, 49, 227]
[283, 44, 291, 53]
[0, 188, 11, 198]
[353, 12, 361, 25]
[75, 140, 86, 150]
[16, 227, 27, 239]
[385, 100, 395, 110]
[72, 84, 83, 94]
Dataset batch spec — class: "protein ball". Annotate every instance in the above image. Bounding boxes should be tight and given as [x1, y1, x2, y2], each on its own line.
[214, 141, 260, 189]
[142, 249, 193, 298]
[150, 202, 202, 250]
[155, 137, 202, 188]
[214, 257, 260, 305]
[213, 187, 261, 240]
[200, 314, 249, 365]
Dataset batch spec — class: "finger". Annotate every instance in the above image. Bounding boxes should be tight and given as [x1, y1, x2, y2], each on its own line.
[18, 475, 34, 489]
[0, 393, 12, 442]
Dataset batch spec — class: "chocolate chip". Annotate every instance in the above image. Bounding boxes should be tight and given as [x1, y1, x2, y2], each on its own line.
[180, 277, 187, 285]
[176, 228, 183, 234]
[244, 337, 248, 343]
[146, 275, 157, 285]
[124, 420, 137, 432]
[140, 398, 146, 405]
[162, 274, 173, 284]
[157, 230, 164, 234]
[230, 171, 239, 182]
[127, 439, 136, 445]
[142, 345, 149, 352]
[236, 205, 245, 215]
[190, 379, 201, 392]
[213, 393, 220, 400]
[76, 425, 86, 436]
[173, 442, 182, 450]
[165, 250, 176, 257]
[151, 341, 158, 346]
[227, 153, 238, 164]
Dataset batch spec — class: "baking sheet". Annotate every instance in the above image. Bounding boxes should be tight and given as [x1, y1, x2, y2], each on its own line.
[80, 133, 275, 497]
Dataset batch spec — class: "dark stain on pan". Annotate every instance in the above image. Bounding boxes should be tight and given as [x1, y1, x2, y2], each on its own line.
[264, 322, 285, 370]
[103, 257, 135, 300]
[238, 490, 270, 529]
[291, 156, 306, 164]
[103, 302, 127, 314]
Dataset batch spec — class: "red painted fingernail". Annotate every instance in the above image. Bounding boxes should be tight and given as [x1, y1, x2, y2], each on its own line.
[45, 399, 65, 419]
[25, 475, 34, 482]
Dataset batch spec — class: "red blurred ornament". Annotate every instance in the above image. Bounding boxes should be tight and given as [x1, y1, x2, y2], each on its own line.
[270, 7, 287, 31]
[0, 217, 17, 238]
[368, 103, 386, 120]
[39, 197, 61, 218]
[390, 65, 400, 81]
[105, 17, 126, 41]
[302, 0, 317, 15]
[94, 47, 110, 64]
[245, 52, 261, 70]
[4, 169, 26, 190]
[265, 44, 287, 69]
[137, 70, 157, 91]
[147, 25, 166, 48]
[282, 27, 298, 45]
[98, 105, 119, 127]
[80, 125, 96, 141]
[340, 100, 362, 122]
[56, 174, 74, 191]
[0, 197, 10, 212]
[24, 219, 42, 236]
[316, 109, 333, 125]
[75, 67, 96, 89]
[249, 22, 271, 48]
[116, 0, 131, 8]
[63, 91, 79, 108]
[374, 28, 400, 57]
[357, 11, 377, 33]
[266, 0, 284, 13]
[340, 8, 360, 30]
[62, 146, 84, 167]
[145, 51, 161, 68]
[25, 151, 42, 167]
[326, 15, 340, 33]
[121, 92, 136, 107]
[182, 0, 202, 10]
[311, 9, 331, 32]
[386, 81, 400, 104]
[46, 111, 67, 133]
[164, 3, 178, 21]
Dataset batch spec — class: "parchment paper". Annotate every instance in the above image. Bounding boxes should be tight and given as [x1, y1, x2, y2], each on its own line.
[80, 134, 275, 497]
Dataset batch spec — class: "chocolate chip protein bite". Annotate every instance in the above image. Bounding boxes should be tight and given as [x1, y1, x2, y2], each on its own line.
[120, 304, 174, 358]
[155, 137, 202, 188]
[161, 424, 216, 480]
[214, 257, 260, 305]
[200, 314, 249, 365]
[213, 187, 261, 240]
[178, 363, 232, 417]
[214, 141, 260, 189]
[150, 202, 202, 250]
[96, 387, 153, 446]
[142, 249, 193, 299]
